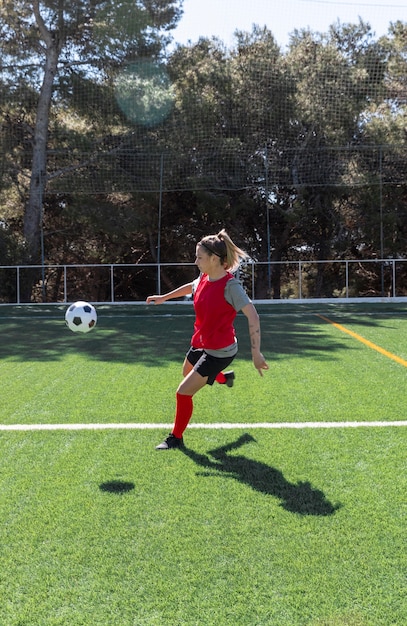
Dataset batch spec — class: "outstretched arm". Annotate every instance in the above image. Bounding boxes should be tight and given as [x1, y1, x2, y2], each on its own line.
[241, 303, 269, 376]
[146, 282, 194, 305]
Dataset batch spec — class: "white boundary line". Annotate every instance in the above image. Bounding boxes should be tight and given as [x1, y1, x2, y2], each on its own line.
[0, 421, 406, 431]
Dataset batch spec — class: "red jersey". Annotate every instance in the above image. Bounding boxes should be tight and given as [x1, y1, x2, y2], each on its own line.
[191, 273, 237, 350]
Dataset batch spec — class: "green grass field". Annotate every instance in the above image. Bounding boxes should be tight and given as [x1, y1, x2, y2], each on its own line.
[0, 302, 406, 625]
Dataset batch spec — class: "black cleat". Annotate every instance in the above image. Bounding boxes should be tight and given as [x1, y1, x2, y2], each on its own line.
[155, 433, 184, 450]
[224, 371, 235, 387]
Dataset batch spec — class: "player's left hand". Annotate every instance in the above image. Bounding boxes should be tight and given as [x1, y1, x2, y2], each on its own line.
[252, 352, 269, 376]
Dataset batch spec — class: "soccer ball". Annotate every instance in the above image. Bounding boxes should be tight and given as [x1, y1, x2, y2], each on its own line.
[65, 301, 97, 333]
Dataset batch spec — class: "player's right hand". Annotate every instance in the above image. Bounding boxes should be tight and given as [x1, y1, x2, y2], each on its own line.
[146, 295, 164, 305]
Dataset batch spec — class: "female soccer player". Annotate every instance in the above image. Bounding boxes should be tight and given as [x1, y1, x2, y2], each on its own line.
[146, 229, 269, 449]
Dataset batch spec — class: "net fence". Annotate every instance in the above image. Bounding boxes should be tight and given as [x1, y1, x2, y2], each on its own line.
[1, 1, 406, 195]
[0, 1, 407, 305]
[44, 144, 407, 195]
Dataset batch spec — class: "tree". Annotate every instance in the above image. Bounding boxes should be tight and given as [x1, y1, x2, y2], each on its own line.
[161, 28, 296, 296]
[1, 10, 407, 302]
[0, 0, 182, 267]
[278, 21, 389, 296]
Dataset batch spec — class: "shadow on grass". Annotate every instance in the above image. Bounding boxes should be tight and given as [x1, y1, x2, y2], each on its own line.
[0, 302, 404, 364]
[182, 434, 341, 516]
[99, 480, 135, 494]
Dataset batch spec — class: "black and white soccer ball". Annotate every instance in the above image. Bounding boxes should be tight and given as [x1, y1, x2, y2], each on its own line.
[65, 301, 97, 333]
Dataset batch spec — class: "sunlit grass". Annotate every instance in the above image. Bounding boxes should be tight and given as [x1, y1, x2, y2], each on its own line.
[0, 302, 405, 625]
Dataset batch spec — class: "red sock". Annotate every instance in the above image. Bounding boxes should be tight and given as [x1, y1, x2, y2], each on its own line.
[215, 372, 226, 384]
[172, 392, 193, 438]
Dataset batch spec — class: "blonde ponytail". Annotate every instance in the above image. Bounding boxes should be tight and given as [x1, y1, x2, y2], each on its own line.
[199, 229, 249, 272]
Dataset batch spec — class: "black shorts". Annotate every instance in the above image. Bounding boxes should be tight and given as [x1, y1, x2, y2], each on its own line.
[186, 347, 235, 386]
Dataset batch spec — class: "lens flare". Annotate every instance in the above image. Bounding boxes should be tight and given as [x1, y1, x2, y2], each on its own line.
[114, 59, 175, 126]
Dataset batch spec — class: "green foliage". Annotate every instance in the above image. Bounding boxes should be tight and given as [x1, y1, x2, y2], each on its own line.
[0, 7, 407, 295]
[0, 0, 183, 266]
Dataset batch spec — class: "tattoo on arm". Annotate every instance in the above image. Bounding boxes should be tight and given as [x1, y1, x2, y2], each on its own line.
[249, 323, 260, 350]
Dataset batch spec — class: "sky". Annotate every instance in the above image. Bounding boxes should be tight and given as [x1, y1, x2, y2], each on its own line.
[172, 0, 407, 49]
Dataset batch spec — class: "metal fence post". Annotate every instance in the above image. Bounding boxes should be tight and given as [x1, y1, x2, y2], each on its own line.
[16, 267, 20, 304]
[110, 265, 114, 303]
[346, 261, 349, 298]
[63, 265, 67, 303]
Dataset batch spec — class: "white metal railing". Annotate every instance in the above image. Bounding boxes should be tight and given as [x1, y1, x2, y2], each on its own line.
[0, 259, 406, 304]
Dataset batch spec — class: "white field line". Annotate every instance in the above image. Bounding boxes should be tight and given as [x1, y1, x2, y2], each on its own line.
[0, 421, 406, 432]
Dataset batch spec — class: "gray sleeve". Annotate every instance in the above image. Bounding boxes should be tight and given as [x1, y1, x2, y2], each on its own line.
[224, 277, 251, 311]
[192, 275, 201, 295]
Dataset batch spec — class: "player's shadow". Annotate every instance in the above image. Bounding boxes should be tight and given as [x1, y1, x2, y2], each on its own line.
[182, 434, 340, 516]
